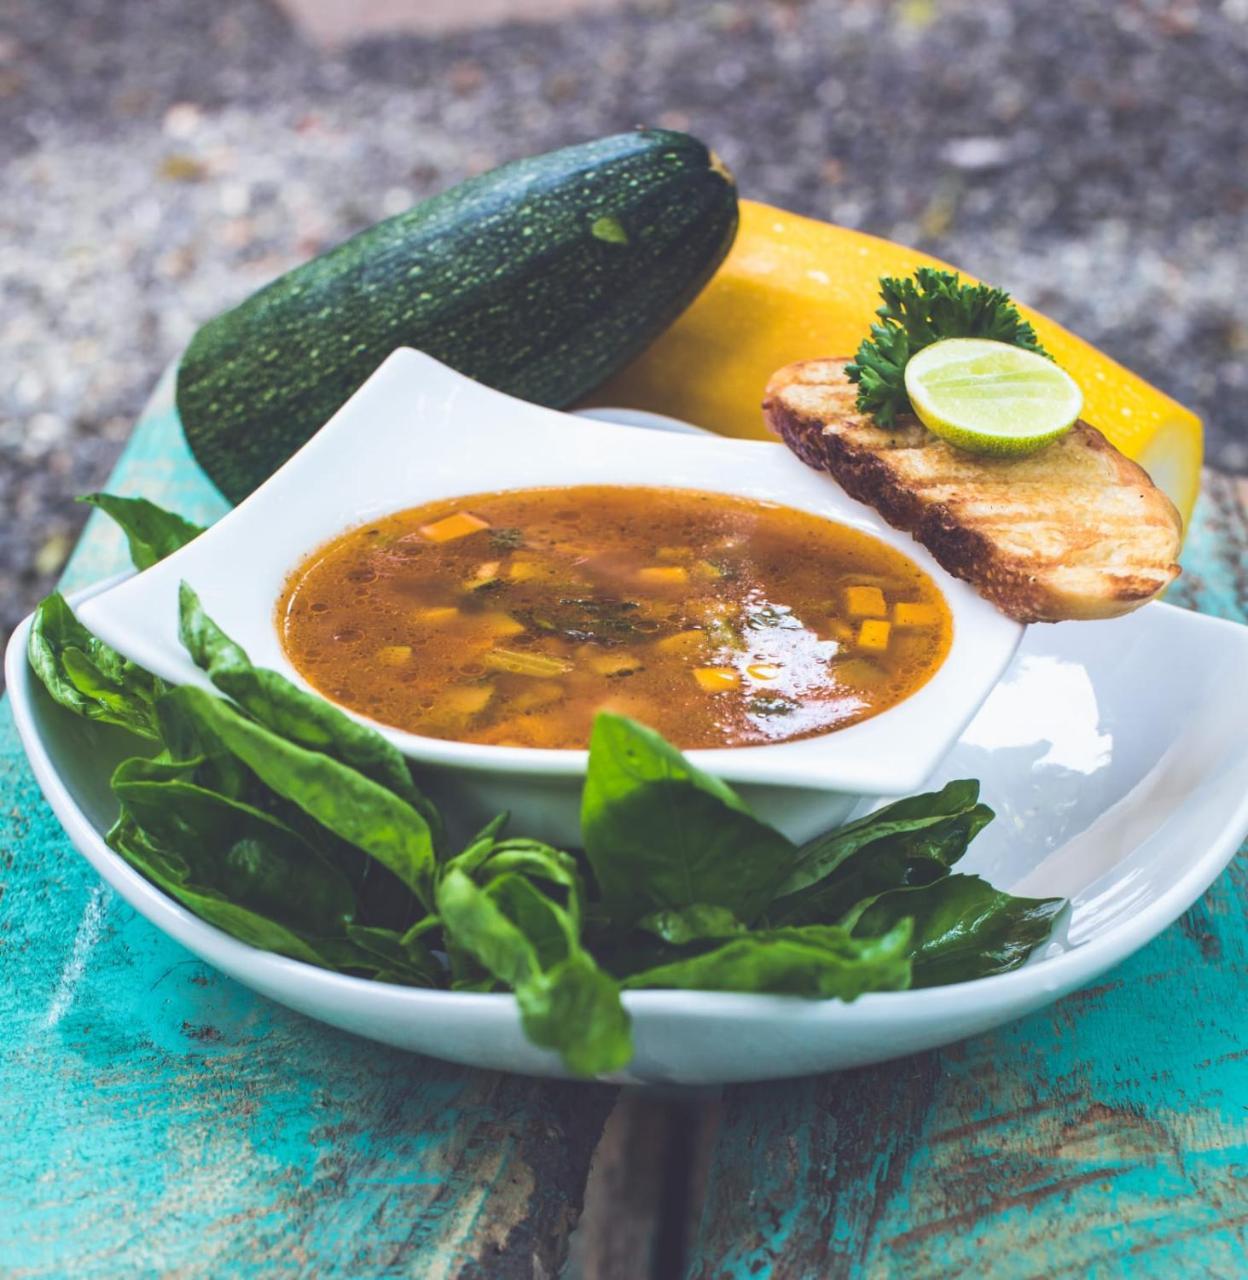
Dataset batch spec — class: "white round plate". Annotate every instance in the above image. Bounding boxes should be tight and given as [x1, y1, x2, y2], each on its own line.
[8, 581, 1248, 1083]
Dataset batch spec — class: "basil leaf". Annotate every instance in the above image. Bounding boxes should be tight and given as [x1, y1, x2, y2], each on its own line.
[767, 797, 994, 928]
[344, 924, 441, 985]
[79, 493, 205, 570]
[152, 684, 249, 798]
[516, 953, 632, 1077]
[112, 755, 356, 936]
[28, 592, 164, 739]
[849, 874, 1066, 987]
[178, 582, 441, 842]
[582, 714, 796, 926]
[474, 841, 585, 926]
[107, 816, 329, 966]
[436, 867, 541, 988]
[620, 921, 914, 998]
[436, 866, 631, 1075]
[487, 873, 580, 969]
[637, 904, 746, 945]
[163, 685, 437, 908]
[774, 780, 987, 900]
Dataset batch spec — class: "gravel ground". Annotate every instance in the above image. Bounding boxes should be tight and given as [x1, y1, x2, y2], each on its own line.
[2, 0, 1247, 663]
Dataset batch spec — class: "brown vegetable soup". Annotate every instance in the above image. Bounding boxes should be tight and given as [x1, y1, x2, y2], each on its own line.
[277, 485, 952, 750]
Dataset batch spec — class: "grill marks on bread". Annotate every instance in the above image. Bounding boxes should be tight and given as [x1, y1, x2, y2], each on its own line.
[764, 359, 1182, 623]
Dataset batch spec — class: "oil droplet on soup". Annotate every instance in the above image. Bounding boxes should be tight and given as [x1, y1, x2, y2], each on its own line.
[276, 486, 952, 750]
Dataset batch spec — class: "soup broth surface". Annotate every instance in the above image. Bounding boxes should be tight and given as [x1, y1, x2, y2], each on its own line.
[277, 485, 951, 750]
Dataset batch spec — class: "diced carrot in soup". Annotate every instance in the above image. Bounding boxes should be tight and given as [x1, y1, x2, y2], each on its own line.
[419, 511, 490, 542]
[845, 585, 887, 618]
[277, 486, 950, 749]
[693, 666, 740, 692]
[416, 605, 459, 624]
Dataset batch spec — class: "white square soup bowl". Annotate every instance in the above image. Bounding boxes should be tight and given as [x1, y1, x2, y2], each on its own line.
[78, 349, 1022, 846]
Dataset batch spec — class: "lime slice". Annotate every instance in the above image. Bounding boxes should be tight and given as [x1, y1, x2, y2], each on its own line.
[903, 337, 1083, 456]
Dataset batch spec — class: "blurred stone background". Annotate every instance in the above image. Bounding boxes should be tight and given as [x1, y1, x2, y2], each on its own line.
[2, 0, 1246, 663]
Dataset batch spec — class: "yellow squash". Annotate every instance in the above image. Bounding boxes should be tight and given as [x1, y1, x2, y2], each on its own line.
[584, 200, 1203, 528]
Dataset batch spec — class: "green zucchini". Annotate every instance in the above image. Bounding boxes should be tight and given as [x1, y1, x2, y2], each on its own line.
[176, 129, 738, 502]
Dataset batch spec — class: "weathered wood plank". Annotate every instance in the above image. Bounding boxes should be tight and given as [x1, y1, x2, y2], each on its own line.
[566, 1090, 721, 1280]
[685, 475, 1248, 1279]
[1168, 470, 1248, 619]
[0, 379, 617, 1278]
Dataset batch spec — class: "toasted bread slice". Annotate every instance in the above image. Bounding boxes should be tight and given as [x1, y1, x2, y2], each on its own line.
[764, 358, 1182, 623]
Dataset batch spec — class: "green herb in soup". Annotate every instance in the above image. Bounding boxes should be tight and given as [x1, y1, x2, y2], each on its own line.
[276, 485, 952, 749]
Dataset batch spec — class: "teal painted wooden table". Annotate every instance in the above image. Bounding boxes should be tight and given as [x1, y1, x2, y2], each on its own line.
[3, 376, 1247, 1278]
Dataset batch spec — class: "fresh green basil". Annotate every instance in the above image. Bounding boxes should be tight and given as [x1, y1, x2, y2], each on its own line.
[636, 904, 746, 945]
[621, 921, 913, 998]
[848, 874, 1066, 987]
[767, 787, 995, 927]
[79, 492, 205, 569]
[107, 816, 330, 967]
[25, 534, 1067, 1077]
[165, 685, 437, 908]
[178, 582, 441, 839]
[582, 713, 796, 926]
[111, 754, 356, 937]
[774, 779, 987, 899]
[28, 592, 164, 739]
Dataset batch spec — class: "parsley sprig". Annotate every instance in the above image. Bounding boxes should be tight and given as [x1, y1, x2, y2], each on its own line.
[845, 268, 1050, 426]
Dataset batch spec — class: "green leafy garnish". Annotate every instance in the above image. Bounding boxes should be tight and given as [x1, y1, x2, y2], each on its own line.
[178, 580, 441, 833]
[846, 873, 1066, 987]
[487, 526, 525, 551]
[621, 922, 913, 998]
[78, 492, 205, 569]
[582, 714, 796, 927]
[28, 592, 166, 739]
[26, 493, 1067, 1076]
[845, 268, 1050, 426]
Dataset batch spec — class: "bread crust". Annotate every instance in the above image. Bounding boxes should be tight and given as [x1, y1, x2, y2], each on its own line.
[764, 358, 1183, 623]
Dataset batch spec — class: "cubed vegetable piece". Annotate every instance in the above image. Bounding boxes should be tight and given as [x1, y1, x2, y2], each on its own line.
[588, 651, 643, 676]
[746, 662, 782, 680]
[484, 648, 573, 677]
[857, 619, 891, 651]
[375, 645, 412, 666]
[845, 585, 887, 618]
[693, 666, 740, 692]
[638, 566, 689, 585]
[893, 602, 941, 628]
[419, 511, 490, 543]
[510, 680, 565, 711]
[437, 684, 495, 716]
[479, 611, 526, 638]
[463, 560, 501, 590]
[416, 606, 459, 624]
[692, 559, 725, 581]
[655, 629, 706, 657]
[508, 560, 542, 582]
